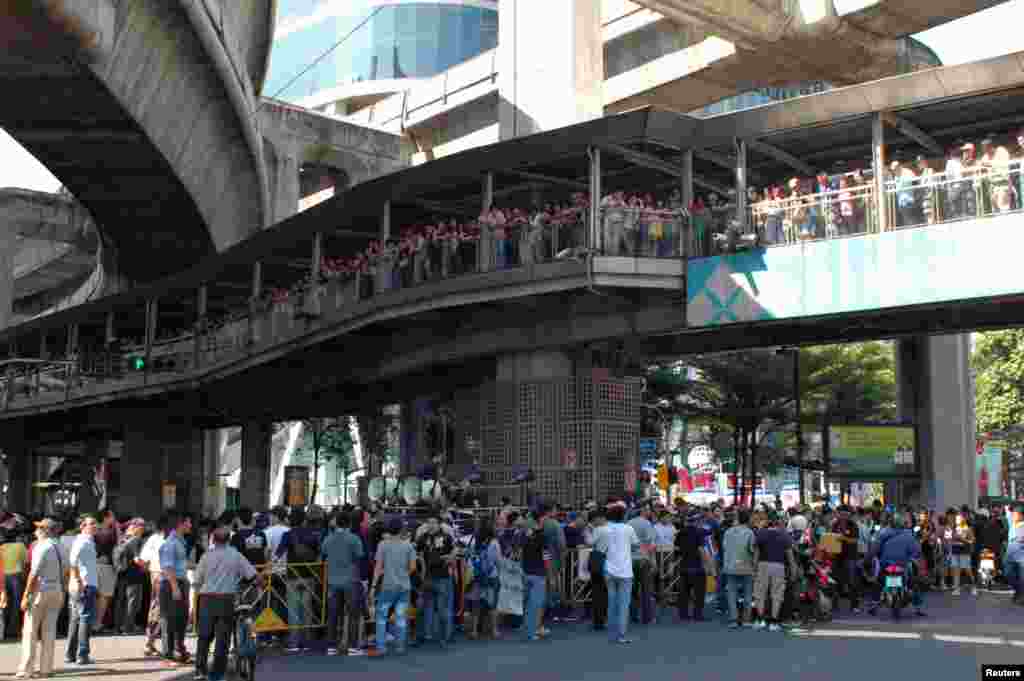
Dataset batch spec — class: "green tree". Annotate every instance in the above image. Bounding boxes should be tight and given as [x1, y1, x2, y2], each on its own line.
[973, 330, 1024, 437]
[296, 417, 354, 504]
[800, 341, 897, 423]
[644, 341, 897, 501]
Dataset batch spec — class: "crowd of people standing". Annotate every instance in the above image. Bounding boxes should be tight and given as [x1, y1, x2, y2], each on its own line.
[6, 494, 1023, 677]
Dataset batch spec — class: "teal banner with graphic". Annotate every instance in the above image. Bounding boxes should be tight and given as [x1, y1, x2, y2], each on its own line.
[687, 214, 1024, 326]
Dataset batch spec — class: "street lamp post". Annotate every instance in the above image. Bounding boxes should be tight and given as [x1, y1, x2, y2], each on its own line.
[794, 349, 805, 505]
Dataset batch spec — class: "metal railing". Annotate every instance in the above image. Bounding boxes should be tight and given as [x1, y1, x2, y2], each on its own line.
[595, 207, 690, 258]
[734, 161, 1024, 254]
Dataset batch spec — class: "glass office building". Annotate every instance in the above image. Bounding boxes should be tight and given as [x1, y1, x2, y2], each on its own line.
[267, 0, 498, 109]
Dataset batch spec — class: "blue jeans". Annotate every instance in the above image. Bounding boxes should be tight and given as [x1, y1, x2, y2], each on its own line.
[422, 576, 453, 644]
[375, 589, 409, 654]
[725, 574, 753, 624]
[606, 576, 632, 642]
[287, 578, 313, 648]
[66, 586, 97, 662]
[326, 584, 361, 650]
[523, 574, 546, 640]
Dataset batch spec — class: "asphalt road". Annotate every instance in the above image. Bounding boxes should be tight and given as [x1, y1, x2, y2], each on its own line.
[254, 592, 1024, 681]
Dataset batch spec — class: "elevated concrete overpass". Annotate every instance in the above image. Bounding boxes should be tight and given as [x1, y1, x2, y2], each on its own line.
[1, 54, 1021, 513]
[0, 189, 109, 328]
[0, 0, 274, 282]
[347, 0, 998, 161]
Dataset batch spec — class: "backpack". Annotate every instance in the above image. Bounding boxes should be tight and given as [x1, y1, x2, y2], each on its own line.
[288, 534, 319, 564]
[113, 539, 134, 575]
[470, 538, 498, 587]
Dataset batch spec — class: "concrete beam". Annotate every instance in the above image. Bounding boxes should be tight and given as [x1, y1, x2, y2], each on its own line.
[882, 112, 944, 156]
[599, 144, 731, 195]
[746, 138, 815, 177]
[503, 170, 589, 192]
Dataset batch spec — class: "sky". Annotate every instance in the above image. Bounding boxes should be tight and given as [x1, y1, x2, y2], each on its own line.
[0, 0, 1021, 194]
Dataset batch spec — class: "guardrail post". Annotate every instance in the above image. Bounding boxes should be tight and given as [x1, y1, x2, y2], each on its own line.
[872, 113, 888, 233]
[481, 173, 494, 273]
[588, 147, 601, 254]
[735, 138, 748, 233]
[144, 300, 157, 381]
[195, 285, 207, 369]
[65, 323, 78, 398]
[681, 150, 694, 258]
[249, 262, 262, 346]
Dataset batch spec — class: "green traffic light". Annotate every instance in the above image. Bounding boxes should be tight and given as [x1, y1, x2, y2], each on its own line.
[133, 357, 145, 370]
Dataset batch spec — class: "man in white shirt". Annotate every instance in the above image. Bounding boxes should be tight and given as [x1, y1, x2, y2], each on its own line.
[264, 507, 290, 558]
[17, 518, 67, 679]
[66, 515, 99, 666]
[139, 521, 167, 657]
[594, 504, 639, 644]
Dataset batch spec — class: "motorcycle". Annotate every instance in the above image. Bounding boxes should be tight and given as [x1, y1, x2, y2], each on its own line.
[978, 549, 997, 590]
[878, 564, 911, 619]
[797, 555, 836, 624]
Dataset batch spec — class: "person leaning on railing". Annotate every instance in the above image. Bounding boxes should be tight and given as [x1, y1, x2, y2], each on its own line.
[192, 525, 257, 681]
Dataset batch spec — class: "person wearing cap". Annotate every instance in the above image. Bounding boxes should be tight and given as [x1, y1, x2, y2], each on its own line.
[193, 524, 258, 681]
[16, 519, 67, 679]
[369, 517, 416, 657]
[981, 137, 1014, 214]
[114, 518, 147, 635]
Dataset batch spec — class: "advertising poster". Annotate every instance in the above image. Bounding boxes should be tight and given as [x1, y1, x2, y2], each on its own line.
[829, 425, 916, 477]
[976, 441, 1004, 499]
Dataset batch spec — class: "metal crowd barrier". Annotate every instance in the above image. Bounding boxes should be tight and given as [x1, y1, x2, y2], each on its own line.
[245, 549, 696, 642]
[244, 562, 328, 634]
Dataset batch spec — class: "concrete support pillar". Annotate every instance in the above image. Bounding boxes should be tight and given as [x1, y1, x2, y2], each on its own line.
[498, 0, 603, 140]
[240, 421, 272, 510]
[202, 429, 225, 517]
[896, 334, 975, 510]
[6, 447, 30, 512]
[121, 423, 202, 517]
[272, 152, 301, 224]
[121, 429, 164, 520]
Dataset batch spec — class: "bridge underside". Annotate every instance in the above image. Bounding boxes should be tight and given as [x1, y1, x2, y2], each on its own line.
[0, 10, 213, 283]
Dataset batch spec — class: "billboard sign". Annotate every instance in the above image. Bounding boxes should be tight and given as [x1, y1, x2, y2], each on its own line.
[828, 425, 916, 477]
[976, 440, 1004, 499]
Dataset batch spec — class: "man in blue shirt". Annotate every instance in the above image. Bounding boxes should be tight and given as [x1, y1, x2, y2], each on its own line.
[66, 514, 99, 666]
[322, 510, 365, 656]
[158, 513, 192, 667]
[873, 515, 925, 617]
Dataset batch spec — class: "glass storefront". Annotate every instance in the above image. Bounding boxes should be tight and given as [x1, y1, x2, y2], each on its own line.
[268, 1, 499, 103]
